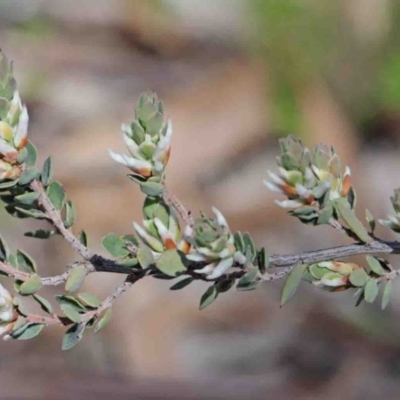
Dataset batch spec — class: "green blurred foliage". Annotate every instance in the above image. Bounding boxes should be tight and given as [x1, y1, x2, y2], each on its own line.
[249, 0, 400, 134]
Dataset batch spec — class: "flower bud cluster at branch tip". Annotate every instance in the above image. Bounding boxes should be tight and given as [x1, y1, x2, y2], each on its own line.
[0, 283, 17, 337]
[379, 189, 400, 233]
[134, 197, 191, 257]
[0, 52, 29, 180]
[109, 92, 172, 180]
[306, 261, 360, 291]
[265, 135, 354, 222]
[186, 207, 247, 280]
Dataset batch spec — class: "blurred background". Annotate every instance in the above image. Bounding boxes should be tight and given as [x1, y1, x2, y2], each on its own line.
[2, 0, 400, 398]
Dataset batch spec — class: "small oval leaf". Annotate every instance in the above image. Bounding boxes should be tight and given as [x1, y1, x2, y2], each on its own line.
[382, 280, 393, 310]
[20, 274, 43, 295]
[280, 264, 307, 306]
[349, 269, 369, 287]
[155, 249, 186, 277]
[65, 267, 87, 293]
[364, 279, 379, 303]
[94, 308, 112, 333]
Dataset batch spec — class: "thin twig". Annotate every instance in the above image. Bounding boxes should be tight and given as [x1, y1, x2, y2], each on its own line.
[163, 185, 194, 227]
[79, 274, 140, 323]
[30, 179, 92, 260]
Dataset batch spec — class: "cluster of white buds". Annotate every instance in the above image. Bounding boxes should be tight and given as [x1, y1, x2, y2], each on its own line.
[108, 92, 172, 179]
[265, 135, 352, 211]
[133, 199, 191, 257]
[186, 208, 247, 280]
[0, 52, 29, 180]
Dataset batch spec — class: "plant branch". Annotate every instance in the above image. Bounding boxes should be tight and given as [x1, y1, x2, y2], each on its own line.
[30, 180, 92, 261]
[163, 185, 194, 227]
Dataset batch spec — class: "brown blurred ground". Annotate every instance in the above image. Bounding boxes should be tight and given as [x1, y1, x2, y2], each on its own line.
[2, 1, 400, 399]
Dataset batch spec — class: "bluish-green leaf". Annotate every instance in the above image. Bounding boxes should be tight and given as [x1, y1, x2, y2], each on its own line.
[62, 323, 85, 350]
[140, 181, 164, 197]
[19, 274, 43, 295]
[199, 285, 218, 310]
[14, 192, 40, 205]
[33, 294, 54, 315]
[46, 181, 65, 211]
[61, 304, 81, 323]
[65, 267, 87, 293]
[334, 199, 369, 243]
[137, 245, 154, 269]
[18, 167, 39, 186]
[101, 233, 129, 258]
[17, 249, 37, 273]
[155, 249, 186, 277]
[366, 256, 384, 276]
[364, 279, 379, 303]
[280, 264, 307, 306]
[14, 206, 47, 219]
[382, 280, 393, 310]
[349, 269, 369, 287]
[41, 156, 53, 186]
[78, 292, 101, 308]
[64, 200, 75, 228]
[94, 308, 112, 333]
[25, 141, 37, 166]
[170, 277, 193, 291]
[11, 323, 44, 340]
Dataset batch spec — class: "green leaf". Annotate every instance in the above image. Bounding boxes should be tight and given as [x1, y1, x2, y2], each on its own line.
[140, 181, 164, 197]
[257, 247, 269, 275]
[94, 308, 112, 333]
[170, 277, 193, 291]
[334, 199, 369, 243]
[78, 293, 101, 308]
[280, 264, 307, 306]
[55, 295, 86, 312]
[101, 233, 129, 258]
[237, 268, 259, 291]
[14, 191, 40, 205]
[137, 245, 154, 269]
[65, 267, 87, 293]
[19, 274, 43, 295]
[0, 233, 10, 261]
[18, 167, 39, 185]
[365, 209, 375, 233]
[11, 323, 44, 340]
[366, 256, 384, 276]
[382, 281, 393, 310]
[317, 203, 333, 225]
[0, 179, 19, 190]
[46, 181, 66, 211]
[64, 200, 75, 228]
[24, 229, 56, 239]
[14, 206, 48, 219]
[17, 249, 37, 273]
[61, 304, 81, 323]
[364, 279, 379, 303]
[216, 278, 236, 293]
[13, 297, 29, 316]
[79, 230, 88, 247]
[155, 249, 186, 277]
[62, 323, 85, 350]
[242, 233, 256, 262]
[199, 285, 218, 310]
[234, 232, 245, 253]
[349, 269, 369, 287]
[41, 156, 53, 186]
[33, 294, 54, 315]
[25, 141, 37, 166]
